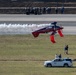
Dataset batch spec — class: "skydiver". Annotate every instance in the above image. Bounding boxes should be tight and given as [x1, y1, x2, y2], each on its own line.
[55, 54, 59, 59]
[59, 54, 62, 59]
[64, 45, 69, 54]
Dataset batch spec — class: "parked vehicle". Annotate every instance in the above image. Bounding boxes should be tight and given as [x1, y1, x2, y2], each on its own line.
[44, 58, 73, 67]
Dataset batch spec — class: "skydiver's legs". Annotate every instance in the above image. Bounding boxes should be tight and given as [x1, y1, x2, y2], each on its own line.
[64, 50, 68, 54]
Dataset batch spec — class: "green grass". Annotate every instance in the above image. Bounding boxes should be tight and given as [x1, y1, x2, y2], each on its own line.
[0, 34, 76, 75]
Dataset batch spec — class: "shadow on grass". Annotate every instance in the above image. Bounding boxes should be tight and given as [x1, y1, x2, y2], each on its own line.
[67, 53, 75, 55]
[0, 59, 47, 61]
[45, 66, 76, 68]
[70, 66, 76, 68]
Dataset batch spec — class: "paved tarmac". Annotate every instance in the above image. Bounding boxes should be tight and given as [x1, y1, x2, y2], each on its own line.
[0, 14, 76, 35]
[0, 14, 76, 22]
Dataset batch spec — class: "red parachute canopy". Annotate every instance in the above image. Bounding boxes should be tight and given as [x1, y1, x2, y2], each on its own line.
[50, 35, 56, 43]
[58, 30, 64, 37]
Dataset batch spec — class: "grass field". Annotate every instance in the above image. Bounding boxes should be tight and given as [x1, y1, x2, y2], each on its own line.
[0, 34, 76, 75]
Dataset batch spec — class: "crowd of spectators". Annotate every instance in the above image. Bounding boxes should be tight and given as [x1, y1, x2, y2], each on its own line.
[25, 6, 65, 15]
[25, 7, 51, 15]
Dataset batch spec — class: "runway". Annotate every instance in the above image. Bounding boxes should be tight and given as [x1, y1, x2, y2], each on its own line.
[0, 14, 76, 22]
[0, 14, 76, 35]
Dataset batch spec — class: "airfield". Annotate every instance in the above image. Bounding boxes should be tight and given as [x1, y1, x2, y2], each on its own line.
[0, 14, 76, 75]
